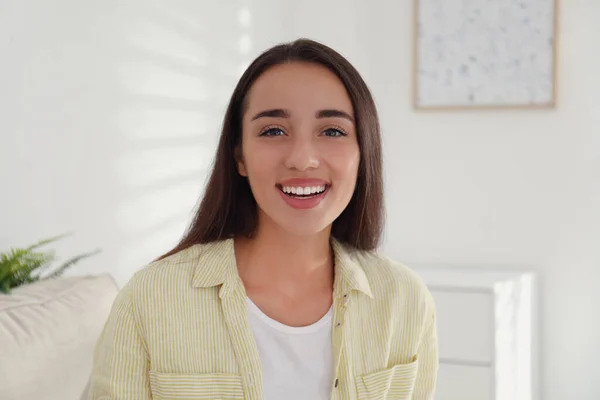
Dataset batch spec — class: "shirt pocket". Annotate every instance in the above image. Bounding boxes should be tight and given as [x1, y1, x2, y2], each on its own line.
[356, 360, 419, 400]
[149, 371, 245, 399]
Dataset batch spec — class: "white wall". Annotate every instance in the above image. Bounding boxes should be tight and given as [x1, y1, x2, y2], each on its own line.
[1, 0, 598, 399]
[0, 0, 286, 285]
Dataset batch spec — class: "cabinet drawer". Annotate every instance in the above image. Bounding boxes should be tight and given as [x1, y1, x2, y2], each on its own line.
[432, 290, 494, 363]
[436, 364, 493, 400]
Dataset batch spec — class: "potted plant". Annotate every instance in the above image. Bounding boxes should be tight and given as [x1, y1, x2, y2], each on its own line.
[0, 234, 100, 294]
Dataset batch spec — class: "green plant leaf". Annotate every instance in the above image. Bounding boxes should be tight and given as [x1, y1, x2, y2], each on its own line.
[1, 280, 11, 294]
[1, 235, 99, 292]
[25, 233, 72, 251]
[0, 247, 53, 291]
[5, 252, 53, 289]
[43, 249, 101, 280]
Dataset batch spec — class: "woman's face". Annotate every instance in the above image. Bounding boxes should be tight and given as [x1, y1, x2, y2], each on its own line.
[238, 62, 360, 237]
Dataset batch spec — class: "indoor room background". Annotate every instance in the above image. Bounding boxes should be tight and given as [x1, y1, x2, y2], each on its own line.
[1, 0, 598, 399]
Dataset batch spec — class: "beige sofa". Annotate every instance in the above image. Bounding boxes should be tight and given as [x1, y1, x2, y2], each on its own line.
[0, 274, 118, 400]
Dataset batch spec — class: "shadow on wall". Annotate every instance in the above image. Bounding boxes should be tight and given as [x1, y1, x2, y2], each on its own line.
[86, 0, 255, 286]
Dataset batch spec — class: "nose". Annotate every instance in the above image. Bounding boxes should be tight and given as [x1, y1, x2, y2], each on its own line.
[284, 135, 320, 171]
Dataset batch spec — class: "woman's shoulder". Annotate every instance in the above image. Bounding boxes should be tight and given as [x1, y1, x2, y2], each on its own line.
[359, 250, 427, 285]
[133, 244, 202, 282]
[122, 241, 224, 297]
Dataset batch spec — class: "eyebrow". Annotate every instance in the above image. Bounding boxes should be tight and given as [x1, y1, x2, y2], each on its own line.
[251, 109, 290, 120]
[316, 109, 354, 122]
[251, 108, 355, 123]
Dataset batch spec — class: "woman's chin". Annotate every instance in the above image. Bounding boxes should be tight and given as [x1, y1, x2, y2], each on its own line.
[256, 203, 337, 238]
[267, 214, 332, 238]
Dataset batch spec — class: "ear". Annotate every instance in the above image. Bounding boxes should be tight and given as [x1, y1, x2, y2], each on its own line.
[235, 146, 248, 177]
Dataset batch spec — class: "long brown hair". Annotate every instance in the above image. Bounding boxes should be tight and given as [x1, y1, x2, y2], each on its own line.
[158, 39, 384, 260]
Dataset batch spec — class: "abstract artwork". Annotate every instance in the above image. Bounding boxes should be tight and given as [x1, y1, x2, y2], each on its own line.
[414, 0, 558, 109]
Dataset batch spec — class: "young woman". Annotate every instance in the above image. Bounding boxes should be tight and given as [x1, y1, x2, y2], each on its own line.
[89, 39, 438, 400]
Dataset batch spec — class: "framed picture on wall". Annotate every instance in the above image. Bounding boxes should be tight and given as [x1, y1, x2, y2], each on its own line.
[413, 0, 559, 110]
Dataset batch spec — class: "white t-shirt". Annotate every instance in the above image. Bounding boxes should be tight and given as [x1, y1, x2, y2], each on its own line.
[246, 297, 334, 400]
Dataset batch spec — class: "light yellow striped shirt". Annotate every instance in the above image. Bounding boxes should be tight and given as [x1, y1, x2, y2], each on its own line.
[89, 238, 438, 399]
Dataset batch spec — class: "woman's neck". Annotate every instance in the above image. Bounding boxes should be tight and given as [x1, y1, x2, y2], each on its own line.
[234, 218, 334, 294]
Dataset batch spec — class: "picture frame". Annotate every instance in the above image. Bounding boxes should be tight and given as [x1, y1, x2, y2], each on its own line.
[413, 0, 559, 110]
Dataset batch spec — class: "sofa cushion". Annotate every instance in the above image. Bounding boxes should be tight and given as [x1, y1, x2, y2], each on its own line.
[0, 275, 118, 400]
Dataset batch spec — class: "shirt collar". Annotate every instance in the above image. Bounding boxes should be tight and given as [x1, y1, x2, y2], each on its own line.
[191, 238, 373, 299]
[330, 238, 373, 299]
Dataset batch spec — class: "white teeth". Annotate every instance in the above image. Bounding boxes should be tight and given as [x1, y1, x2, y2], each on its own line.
[281, 185, 327, 195]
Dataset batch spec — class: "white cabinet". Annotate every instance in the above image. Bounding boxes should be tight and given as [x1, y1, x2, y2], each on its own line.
[433, 290, 494, 363]
[436, 364, 494, 400]
[412, 266, 538, 400]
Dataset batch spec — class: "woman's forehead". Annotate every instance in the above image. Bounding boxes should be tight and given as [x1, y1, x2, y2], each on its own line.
[245, 63, 354, 117]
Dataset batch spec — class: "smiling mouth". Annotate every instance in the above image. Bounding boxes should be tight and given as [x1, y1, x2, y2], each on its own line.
[276, 184, 330, 199]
